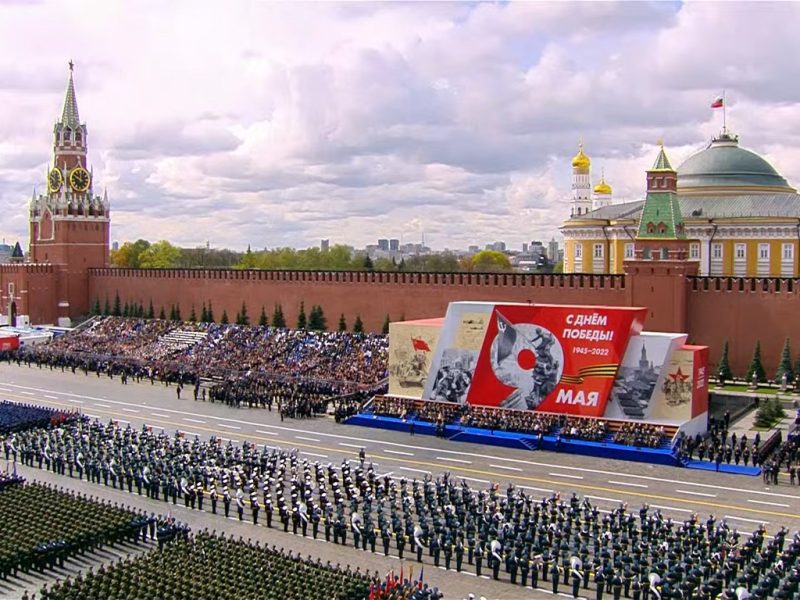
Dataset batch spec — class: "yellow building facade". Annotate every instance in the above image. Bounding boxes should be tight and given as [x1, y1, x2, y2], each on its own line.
[561, 133, 800, 277]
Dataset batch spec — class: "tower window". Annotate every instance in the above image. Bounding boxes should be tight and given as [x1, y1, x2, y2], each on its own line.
[646, 222, 655, 234]
[64, 129, 72, 142]
[657, 222, 667, 234]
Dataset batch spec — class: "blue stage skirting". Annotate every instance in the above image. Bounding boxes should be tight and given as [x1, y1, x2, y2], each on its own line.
[345, 413, 761, 475]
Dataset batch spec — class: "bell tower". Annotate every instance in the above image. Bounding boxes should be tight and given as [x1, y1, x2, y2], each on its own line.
[29, 62, 110, 323]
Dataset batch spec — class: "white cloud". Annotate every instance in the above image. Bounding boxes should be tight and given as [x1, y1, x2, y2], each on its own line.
[0, 1, 798, 252]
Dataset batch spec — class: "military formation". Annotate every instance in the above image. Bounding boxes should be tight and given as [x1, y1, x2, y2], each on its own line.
[0, 480, 174, 582]
[0, 401, 76, 435]
[4, 414, 800, 599]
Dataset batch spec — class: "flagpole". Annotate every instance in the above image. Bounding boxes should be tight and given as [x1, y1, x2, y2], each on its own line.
[722, 89, 727, 135]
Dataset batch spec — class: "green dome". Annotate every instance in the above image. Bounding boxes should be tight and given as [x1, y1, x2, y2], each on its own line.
[677, 134, 793, 192]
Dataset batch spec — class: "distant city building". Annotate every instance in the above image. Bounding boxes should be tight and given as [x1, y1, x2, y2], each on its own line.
[320, 239, 330, 251]
[112, 241, 119, 251]
[389, 239, 399, 251]
[485, 241, 506, 252]
[522, 242, 529, 253]
[547, 238, 559, 262]
[377, 239, 389, 252]
[468, 245, 480, 254]
[0, 242, 12, 263]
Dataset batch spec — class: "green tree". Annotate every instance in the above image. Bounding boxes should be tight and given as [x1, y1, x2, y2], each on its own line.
[91, 298, 101, 316]
[137, 240, 181, 269]
[112, 292, 121, 316]
[174, 304, 181, 321]
[103, 296, 111, 316]
[353, 314, 364, 333]
[308, 305, 327, 331]
[220, 310, 229, 325]
[272, 304, 286, 328]
[237, 301, 249, 326]
[159, 306, 166, 320]
[123, 301, 130, 317]
[717, 340, 733, 383]
[775, 337, 794, 385]
[297, 302, 307, 330]
[200, 303, 208, 323]
[189, 305, 197, 323]
[382, 314, 390, 335]
[469, 250, 513, 272]
[110, 239, 151, 268]
[169, 305, 176, 320]
[363, 255, 375, 271]
[338, 313, 347, 332]
[207, 302, 215, 323]
[553, 261, 564, 274]
[745, 340, 767, 384]
[259, 306, 268, 327]
[147, 300, 155, 319]
[137, 302, 145, 318]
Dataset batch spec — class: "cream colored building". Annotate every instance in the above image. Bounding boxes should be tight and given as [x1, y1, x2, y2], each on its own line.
[561, 132, 800, 277]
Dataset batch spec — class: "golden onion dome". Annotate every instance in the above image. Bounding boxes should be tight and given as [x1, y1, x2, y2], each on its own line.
[594, 178, 612, 195]
[571, 144, 590, 171]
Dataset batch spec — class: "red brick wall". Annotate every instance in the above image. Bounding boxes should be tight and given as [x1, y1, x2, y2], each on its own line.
[0, 264, 59, 324]
[88, 269, 627, 330]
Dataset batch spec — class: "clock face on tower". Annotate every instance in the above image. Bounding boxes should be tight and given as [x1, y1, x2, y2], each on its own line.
[48, 168, 63, 192]
[69, 166, 90, 192]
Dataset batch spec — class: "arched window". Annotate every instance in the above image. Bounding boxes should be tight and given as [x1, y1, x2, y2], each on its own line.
[646, 222, 655, 234]
[657, 222, 667, 234]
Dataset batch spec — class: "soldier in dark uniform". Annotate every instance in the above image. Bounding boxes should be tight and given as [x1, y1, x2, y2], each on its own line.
[222, 487, 231, 518]
[474, 540, 483, 577]
[455, 536, 464, 572]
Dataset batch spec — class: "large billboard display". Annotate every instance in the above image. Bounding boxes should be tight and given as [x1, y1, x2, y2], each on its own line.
[423, 302, 647, 417]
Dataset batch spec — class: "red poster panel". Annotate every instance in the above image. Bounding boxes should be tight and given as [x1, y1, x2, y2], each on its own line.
[687, 345, 709, 418]
[465, 304, 647, 417]
[0, 335, 19, 351]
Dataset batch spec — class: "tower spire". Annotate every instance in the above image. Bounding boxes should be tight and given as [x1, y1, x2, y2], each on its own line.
[61, 60, 80, 128]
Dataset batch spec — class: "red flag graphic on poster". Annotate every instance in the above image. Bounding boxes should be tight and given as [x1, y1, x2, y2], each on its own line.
[411, 337, 431, 352]
[465, 304, 647, 417]
[687, 345, 709, 418]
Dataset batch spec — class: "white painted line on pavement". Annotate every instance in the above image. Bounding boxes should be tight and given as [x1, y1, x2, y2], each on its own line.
[586, 495, 622, 504]
[0, 388, 11, 393]
[257, 430, 278, 436]
[21, 391, 35, 395]
[183, 418, 206, 424]
[220, 437, 240, 443]
[491, 464, 523, 472]
[650, 504, 692, 514]
[460, 477, 490, 484]
[549, 472, 583, 479]
[94, 403, 111, 408]
[724, 515, 769, 525]
[303, 452, 329, 459]
[296, 436, 320, 442]
[116, 419, 130, 424]
[748, 499, 790, 508]
[122, 408, 139, 413]
[145, 424, 164, 430]
[69, 399, 84, 404]
[218, 424, 241, 430]
[676, 489, 717, 498]
[339, 443, 364, 449]
[437, 457, 472, 464]
[45, 395, 58, 399]
[151, 413, 170, 418]
[400, 467, 431, 475]
[384, 450, 414, 456]
[609, 480, 648, 488]
[518, 485, 554, 494]
[180, 431, 201, 437]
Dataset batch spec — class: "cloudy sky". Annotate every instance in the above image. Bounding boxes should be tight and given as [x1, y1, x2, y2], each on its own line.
[1, 1, 799, 252]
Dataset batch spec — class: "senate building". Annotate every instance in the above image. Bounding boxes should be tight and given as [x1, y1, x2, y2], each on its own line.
[560, 132, 800, 277]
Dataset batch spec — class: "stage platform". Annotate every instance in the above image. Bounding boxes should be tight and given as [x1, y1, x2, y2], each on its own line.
[346, 413, 761, 476]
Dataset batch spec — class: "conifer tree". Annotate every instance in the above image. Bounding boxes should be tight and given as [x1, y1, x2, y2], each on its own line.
[91, 298, 101, 316]
[297, 302, 307, 330]
[775, 337, 794, 384]
[717, 339, 733, 383]
[159, 306, 166, 320]
[201, 303, 208, 323]
[169, 305, 176, 320]
[746, 340, 767, 384]
[308, 305, 326, 330]
[238, 301, 249, 326]
[272, 304, 286, 329]
[113, 292, 121, 316]
[338, 313, 347, 332]
[382, 314, 390, 335]
[103, 296, 111, 316]
[221, 310, 229, 325]
[137, 302, 145, 318]
[189, 305, 197, 323]
[353, 314, 364, 333]
[207, 302, 215, 323]
[147, 300, 155, 319]
[259, 306, 268, 327]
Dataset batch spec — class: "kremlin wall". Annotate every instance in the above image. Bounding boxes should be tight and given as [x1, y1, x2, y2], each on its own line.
[3, 66, 800, 378]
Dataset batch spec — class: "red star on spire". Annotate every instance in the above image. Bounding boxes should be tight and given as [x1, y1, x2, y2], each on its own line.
[669, 367, 689, 383]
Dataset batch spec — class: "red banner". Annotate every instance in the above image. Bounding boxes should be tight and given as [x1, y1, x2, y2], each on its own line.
[0, 335, 19, 351]
[687, 345, 709, 418]
[465, 304, 646, 417]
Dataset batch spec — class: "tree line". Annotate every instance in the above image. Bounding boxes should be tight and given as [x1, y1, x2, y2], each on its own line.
[91, 292, 392, 334]
[110, 239, 514, 272]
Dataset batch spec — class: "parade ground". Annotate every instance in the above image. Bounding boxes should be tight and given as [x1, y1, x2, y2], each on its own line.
[2, 362, 799, 600]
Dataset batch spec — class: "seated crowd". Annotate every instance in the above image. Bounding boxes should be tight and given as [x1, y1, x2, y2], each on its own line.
[9, 316, 389, 413]
[559, 416, 608, 442]
[613, 423, 666, 448]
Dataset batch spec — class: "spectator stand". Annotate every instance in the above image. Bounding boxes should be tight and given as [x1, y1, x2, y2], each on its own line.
[350, 395, 686, 467]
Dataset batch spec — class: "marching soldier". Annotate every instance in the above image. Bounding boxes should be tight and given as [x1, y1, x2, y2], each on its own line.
[222, 486, 231, 518]
[209, 483, 218, 515]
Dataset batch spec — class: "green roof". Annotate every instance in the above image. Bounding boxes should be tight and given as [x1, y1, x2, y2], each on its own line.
[650, 146, 673, 171]
[637, 191, 685, 239]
